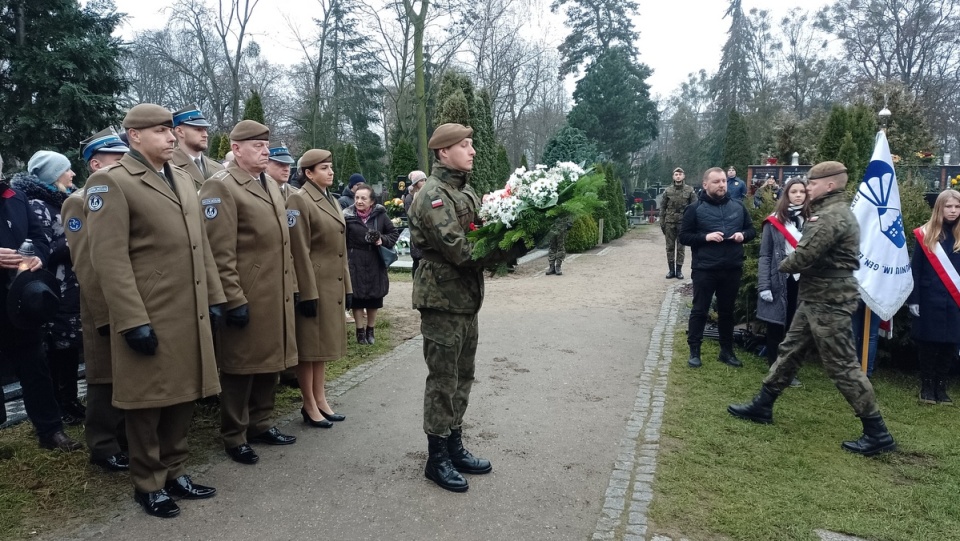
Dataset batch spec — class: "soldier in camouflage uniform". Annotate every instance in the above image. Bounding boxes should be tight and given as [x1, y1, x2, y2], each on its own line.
[545, 215, 573, 275]
[408, 123, 520, 492]
[728, 161, 897, 457]
[660, 167, 696, 278]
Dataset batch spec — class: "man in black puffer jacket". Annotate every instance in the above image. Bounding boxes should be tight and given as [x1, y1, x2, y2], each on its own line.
[680, 167, 756, 368]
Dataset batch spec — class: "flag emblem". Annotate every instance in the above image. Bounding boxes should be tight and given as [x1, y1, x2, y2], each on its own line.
[431, 199, 443, 208]
[858, 160, 905, 248]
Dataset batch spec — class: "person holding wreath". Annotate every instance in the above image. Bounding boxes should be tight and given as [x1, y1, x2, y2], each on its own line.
[908, 189, 960, 405]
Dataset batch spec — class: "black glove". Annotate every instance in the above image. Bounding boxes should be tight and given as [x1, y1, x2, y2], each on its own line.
[297, 299, 318, 318]
[226, 304, 250, 328]
[97, 325, 110, 337]
[209, 303, 225, 330]
[123, 324, 158, 356]
[365, 230, 381, 244]
[345, 293, 353, 310]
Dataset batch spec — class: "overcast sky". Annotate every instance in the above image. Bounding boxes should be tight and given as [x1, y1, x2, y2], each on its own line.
[107, 0, 834, 98]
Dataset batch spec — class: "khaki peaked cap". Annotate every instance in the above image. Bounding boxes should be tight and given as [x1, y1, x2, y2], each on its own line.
[122, 104, 173, 129]
[808, 161, 847, 180]
[428, 123, 473, 149]
[230, 120, 270, 141]
[298, 149, 332, 169]
[673, 167, 684, 173]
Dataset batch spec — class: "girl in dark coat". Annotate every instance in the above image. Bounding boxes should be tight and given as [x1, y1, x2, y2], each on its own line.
[344, 184, 399, 344]
[908, 189, 960, 405]
[756, 177, 808, 370]
[12, 151, 84, 424]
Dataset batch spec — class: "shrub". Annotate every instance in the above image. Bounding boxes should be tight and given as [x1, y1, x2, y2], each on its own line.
[566, 214, 599, 253]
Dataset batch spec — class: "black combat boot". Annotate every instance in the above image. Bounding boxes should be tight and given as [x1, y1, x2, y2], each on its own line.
[447, 428, 492, 474]
[919, 378, 937, 405]
[727, 385, 780, 424]
[675, 269, 684, 279]
[546, 262, 556, 275]
[936, 380, 953, 405]
[841, 414, 897, 456]
[687, 344, 702, 368]
[718, 348, 743, 368]
[555, 261, 563, 276]
[424, 435, 468, 492]
[665, 265, 676, 279]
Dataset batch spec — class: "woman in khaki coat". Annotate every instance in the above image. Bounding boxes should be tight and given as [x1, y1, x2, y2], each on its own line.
[287, 149, 352, 426]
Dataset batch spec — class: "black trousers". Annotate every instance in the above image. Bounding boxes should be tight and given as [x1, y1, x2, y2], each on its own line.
[765, 276, 799, 365]
[917, 341, 958, 380]
[47, 346, 80, 406]
[687, 267, 742, 351]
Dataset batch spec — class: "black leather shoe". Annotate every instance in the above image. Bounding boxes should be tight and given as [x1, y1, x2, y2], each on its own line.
[248, 427, 296, 445]
[226, 443, 259, 464]
[134, 489, 180, 518]
[39, 430, 84, 452]
[301, 407, 334, 428]
[91, 452, 129, 472]
[319, 408, 346, 422]
[165, 475, 217, 499]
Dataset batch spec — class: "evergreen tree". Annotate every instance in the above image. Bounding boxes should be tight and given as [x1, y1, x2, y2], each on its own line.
[390, 138, 420, 183]
[433, 71, 475, 127]
[567, 48, 658, 164]
[550, 0, 640, 76]
[208, 133, 223, 159]
[519, 153, 529, 169]
[818, 105, 849, 162]
[495, 144, 512, 187]
[219, 135, 231, 161]
[712, 0, 754, 113]
[470, 89, 498, 195]
[541, 126, 597, 166]
[0, 0, 127, 169]
[722, 109, 752, 174]
[837, 132, 859, 194]
[242, 90, 266, 124]
[336, 143, 362, 181]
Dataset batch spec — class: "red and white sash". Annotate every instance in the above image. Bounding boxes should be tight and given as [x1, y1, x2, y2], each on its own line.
[765, 214, 800, 248]
[914, 227, 960, 309]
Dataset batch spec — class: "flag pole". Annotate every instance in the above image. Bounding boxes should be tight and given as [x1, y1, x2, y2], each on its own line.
[861, 306, 871, 374]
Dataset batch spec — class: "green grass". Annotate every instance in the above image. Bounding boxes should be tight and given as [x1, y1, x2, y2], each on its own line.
[650, 334, 960, 541]
[0, 318, 394, 540]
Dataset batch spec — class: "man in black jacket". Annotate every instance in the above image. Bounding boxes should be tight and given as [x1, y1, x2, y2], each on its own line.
[680, 167, 756, 368]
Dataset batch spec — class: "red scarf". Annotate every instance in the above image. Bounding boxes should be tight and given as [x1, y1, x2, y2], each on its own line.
[356, 206, 372, 224]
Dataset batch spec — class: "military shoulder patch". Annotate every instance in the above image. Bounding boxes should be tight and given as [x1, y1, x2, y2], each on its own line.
[204, 205, 218, 219]
[287, 209, 300, 227]
[87, 194, 104, 212]
[87, 185, 109, 194]
[431, 199, 443, 208]
[67, 217, 82, 232]
[201, 197, 222, 205]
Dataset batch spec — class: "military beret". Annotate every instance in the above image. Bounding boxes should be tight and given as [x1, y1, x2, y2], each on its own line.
[80, 128, 129, 162]
[230, 120, 270, 141]
[268, 142, 295, 164]
[808, 161, 847, 180]
[673, 167, 684, 173]
[298, 149, 332, 169]
[172, 105, 211, 128]
[428, 123, 473, 149]
[122, 104, 173, 130]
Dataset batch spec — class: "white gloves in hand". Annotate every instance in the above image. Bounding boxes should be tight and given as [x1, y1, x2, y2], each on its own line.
[909, 304, 920, 317]
[759, 290, 774, 302]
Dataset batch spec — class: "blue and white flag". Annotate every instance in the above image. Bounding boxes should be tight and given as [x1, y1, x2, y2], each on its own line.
[851, 131, 913, 320]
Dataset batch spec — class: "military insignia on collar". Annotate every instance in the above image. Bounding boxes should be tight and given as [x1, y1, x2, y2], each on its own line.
[287, 209, 300, 227]
[809, 216, 819, 222]
[88, 194, 104, 212]
[204, 205, 218, 219]
[67, 217, 82, 232]
[431, 199, 443, 208]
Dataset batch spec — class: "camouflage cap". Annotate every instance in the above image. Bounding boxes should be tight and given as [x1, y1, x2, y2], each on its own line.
[230, 120, 270, 141]
[122, 104, 173, 130]
[808, 161, 847, 180]
[428, 123, 473, 149]
[673, 167, 684, 173]
[298, 149, 332, 169]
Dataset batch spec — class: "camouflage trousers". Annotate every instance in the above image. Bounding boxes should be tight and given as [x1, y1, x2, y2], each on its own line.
[548, 228, 568, 263]
[663, 222, 685, 270]
[763, 299, 880, 417]
[420, 309, 479, 437]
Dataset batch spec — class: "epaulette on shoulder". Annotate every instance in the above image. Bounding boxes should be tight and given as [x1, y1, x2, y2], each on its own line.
[208, 170, 230, 182]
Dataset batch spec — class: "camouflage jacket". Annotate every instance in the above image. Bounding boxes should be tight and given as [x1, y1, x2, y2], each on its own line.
[408, 164, 486, 314]
[660, 183, 696, 223]
[780, 190, 860, 303]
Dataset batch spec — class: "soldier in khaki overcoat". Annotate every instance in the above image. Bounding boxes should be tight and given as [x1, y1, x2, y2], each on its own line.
[170, 104, 224, 190]
[199, 120, 299, 465]
[85, 104, 226, 518]
[287, 149, 352, 427]
[64, 128, 129, 473]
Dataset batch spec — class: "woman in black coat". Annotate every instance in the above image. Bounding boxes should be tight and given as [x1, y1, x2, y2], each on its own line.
[344, 184, 399, 345]
[908, 189, 960, 405]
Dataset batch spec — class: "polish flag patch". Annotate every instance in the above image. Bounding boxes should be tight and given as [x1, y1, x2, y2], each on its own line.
[431, 199, 444, 208]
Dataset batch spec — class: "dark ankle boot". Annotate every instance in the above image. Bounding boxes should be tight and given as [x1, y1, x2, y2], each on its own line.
[555, 261, 563, 275]
[919, 378, 937, 404]
[355, 327, 367, 344]
[841, 414, 897, 456]
[365, 326, 375, 345]
[665, 266, 676, 279]
[718, 348, 743, 367]
[424, 435, 468, 492]
[728, 385, 780, 424]
[936, 380, 953, 405]
[688, 344, 702, 368]
[447, 428, 492, 474]
[546, 262, 556, 275]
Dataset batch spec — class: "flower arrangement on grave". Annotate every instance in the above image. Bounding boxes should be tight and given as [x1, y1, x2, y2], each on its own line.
[632, 197, 644, 215]
[383, 197, 405, 218]
[950, 173, 960, 188]
[467, 162, 606, 260]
